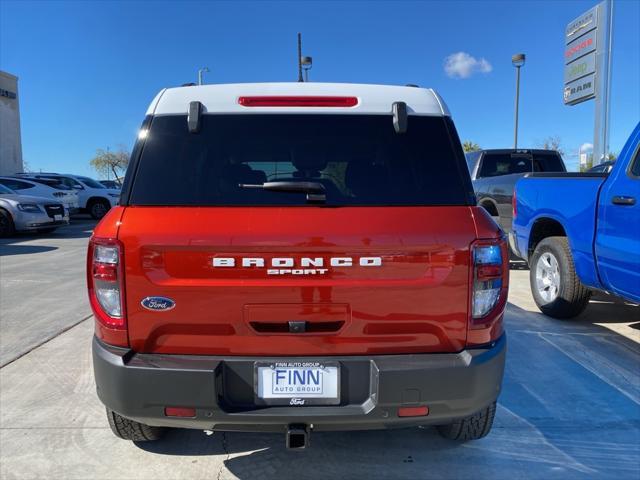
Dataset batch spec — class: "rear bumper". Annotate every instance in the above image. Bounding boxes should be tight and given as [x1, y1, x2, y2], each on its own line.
[15, 213, 69, 231]
[92, 335, 506, 432]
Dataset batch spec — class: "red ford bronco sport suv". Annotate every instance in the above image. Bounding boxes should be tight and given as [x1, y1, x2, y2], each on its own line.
[89, 83, 507, 449]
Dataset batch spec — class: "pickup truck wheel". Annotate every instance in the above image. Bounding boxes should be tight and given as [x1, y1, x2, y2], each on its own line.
[530, 237, 591, 318]
[106, 408, 166, 441]
[437, 401, 496, 441]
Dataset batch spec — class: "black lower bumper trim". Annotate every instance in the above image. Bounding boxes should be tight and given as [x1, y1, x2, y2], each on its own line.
[92, 335, 506, 431]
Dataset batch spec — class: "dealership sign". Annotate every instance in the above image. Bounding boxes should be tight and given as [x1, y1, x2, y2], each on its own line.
[564, 1, 613, 167]
[564, 52, 596, 84]
[563, 5, 600, 106]
[564, 30, 596, 64]
[563, 76, 596, 105]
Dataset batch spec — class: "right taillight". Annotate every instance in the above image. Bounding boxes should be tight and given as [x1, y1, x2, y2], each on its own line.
[468, 238, 509, 346]
[87, 237, 127, 346]
[472, 245, 503, 318]
[512, 187, 517, 219]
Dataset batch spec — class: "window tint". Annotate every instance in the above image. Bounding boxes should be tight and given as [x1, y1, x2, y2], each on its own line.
[0, 179, 34, 190]
[478, 152, 565, 177]
[130, 114, 471, 206]
[41, 176, 83, 189]
[28, 178, 72, 190]
[77, 176, 105, 189]
[631, 149, 640, 177]
[0, 184, 14, 194]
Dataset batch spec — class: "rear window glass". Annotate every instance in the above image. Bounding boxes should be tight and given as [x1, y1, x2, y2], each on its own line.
[478, 152, 565, 177]
[129, 114, 470, 206]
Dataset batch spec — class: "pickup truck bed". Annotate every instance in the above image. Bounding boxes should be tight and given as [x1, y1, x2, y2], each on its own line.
[513, 122, 640, 318]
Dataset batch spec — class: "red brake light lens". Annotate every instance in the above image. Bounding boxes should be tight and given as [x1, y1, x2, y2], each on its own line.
[92, 263, 117, 282]
[87, 238, 126, 333]
[238, 96, 359, 107]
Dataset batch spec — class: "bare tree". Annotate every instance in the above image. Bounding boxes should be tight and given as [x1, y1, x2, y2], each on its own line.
[90, 146, 130, 180]
[538, 136, 565, 157]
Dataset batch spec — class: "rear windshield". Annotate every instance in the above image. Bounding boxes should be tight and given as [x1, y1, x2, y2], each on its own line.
[478, 152, 565, 177]
[128, 114, 471, 206]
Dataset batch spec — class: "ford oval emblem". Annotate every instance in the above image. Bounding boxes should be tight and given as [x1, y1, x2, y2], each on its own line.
[141, 296, 176, 312]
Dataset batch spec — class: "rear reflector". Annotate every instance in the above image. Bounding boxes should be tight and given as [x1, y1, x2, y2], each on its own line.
[476, 264, 502, 280]
[164, 407, 196, 418]
[397, 406, 429, 417]
[238, 96, 359, 107]
[92, 263, 117, 282]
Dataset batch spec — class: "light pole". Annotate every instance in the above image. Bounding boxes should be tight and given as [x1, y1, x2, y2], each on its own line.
[198, 67, 210, 86]
[512, 53, 525, 149]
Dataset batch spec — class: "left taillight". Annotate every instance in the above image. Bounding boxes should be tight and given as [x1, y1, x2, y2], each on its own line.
[87, 237, 127, 346]
[468, 238, 509, 346]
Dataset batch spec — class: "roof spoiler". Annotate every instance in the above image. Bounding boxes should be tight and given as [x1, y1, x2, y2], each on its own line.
[188, 101, 203, 133]
[392, 101, 407, 134]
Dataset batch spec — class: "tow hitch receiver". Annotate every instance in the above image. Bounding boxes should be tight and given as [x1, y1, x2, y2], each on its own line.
[286, 424, 310, 450]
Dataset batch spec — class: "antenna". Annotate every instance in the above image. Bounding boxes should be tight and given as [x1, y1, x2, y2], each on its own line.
[297, 33, 303, 82]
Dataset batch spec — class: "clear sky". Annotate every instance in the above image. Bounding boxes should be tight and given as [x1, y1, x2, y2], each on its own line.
[1, 0, 638, 177]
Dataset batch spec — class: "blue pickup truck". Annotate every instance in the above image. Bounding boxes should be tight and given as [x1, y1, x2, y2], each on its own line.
[512, 123, 639, 318]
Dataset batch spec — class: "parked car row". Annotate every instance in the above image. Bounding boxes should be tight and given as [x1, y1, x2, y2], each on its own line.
[0, 172, 121, 237]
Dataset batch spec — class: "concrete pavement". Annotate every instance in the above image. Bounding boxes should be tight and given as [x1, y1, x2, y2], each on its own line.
[0, 219, 95, 366]
[1, 225, 639, 479]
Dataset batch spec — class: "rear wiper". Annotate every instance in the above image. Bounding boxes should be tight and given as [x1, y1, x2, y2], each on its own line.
[239, 181, 326, 204]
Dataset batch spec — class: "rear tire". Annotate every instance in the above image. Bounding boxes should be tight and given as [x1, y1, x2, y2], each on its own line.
[106, 408, 166, 441]
[89, 199, 110, 219]
[529, 237, 591, 318]
[0, 209, 15, 237]
[437, 401, 496, 441]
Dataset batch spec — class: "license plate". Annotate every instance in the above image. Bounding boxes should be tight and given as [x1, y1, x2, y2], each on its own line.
[255, 362, 340, 406]
[54, 214, 62, 221]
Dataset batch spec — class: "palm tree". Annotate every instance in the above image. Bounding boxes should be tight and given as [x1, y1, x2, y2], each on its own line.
[462, 141, 481, 153]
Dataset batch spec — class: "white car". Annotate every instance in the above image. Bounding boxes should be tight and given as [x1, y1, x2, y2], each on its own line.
[0, 183, 69, 237]
[17, 173, 120, 219]
[0, 176, 79, 213]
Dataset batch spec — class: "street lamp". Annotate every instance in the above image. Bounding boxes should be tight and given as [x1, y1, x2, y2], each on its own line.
[198, 67, 210, 86]
[301, 56, 313, 82]
[512, 53, 525, 149]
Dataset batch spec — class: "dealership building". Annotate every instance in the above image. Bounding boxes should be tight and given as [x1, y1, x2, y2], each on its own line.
[0, 70, 23, 175]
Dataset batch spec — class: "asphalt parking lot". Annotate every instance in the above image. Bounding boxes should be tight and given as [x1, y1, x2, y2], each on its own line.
[1, 221, 639, 480]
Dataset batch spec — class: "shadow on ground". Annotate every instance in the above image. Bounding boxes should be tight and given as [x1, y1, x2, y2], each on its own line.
[0, 218, 96, 246]
[0, 244, 58, 256]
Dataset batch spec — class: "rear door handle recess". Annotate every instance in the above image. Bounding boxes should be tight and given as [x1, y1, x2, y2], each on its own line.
[612, 196, 636, 206]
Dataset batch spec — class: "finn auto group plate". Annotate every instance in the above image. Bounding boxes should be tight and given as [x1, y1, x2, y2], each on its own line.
[255, 362, 340, 406]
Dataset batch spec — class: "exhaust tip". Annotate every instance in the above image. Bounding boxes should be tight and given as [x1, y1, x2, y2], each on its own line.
[286, 424, 310, 450]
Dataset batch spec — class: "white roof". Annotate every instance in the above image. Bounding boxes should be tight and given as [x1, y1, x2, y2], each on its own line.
[146, 83, 450, 117]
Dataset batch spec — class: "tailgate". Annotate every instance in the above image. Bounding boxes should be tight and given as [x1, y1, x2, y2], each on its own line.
[119, 206, 475, 355]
